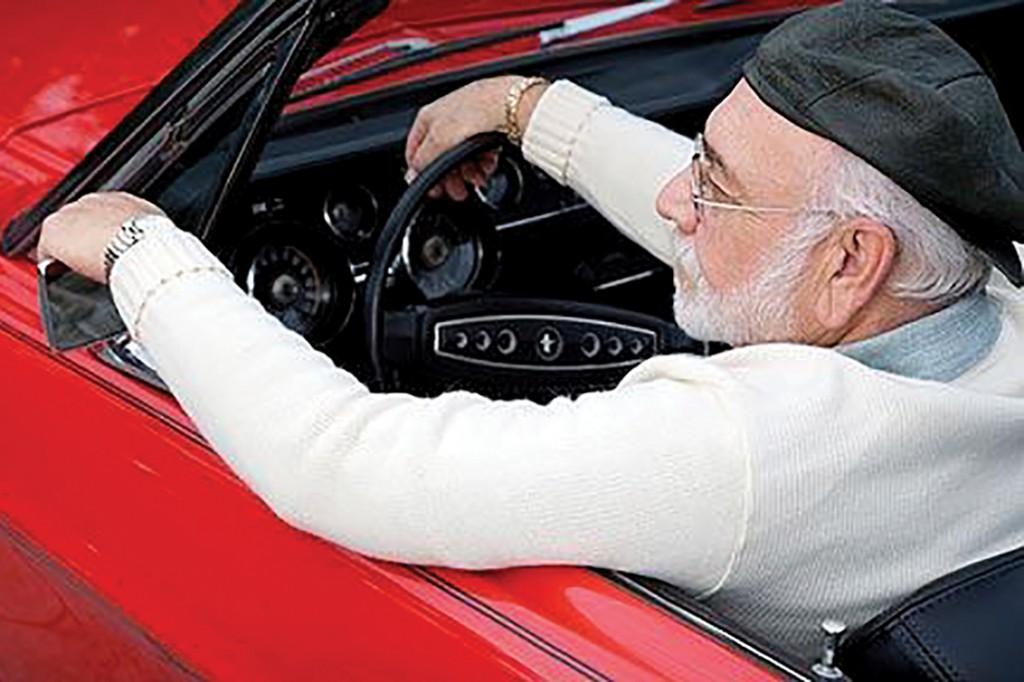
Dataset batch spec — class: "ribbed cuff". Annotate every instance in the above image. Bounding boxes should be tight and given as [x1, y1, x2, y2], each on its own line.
[522, 80, 608, 186]
[109, 220, 232, 336]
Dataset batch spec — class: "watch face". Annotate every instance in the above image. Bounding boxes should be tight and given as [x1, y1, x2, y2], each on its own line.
[131, 214, 172, 231]
[105, 214, 170, 278]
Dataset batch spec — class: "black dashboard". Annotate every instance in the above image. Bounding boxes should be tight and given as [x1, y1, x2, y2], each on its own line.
[229, 138, 685, 398]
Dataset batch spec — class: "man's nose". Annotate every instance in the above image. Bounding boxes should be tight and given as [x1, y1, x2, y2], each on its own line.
[656, 166, 697, 236]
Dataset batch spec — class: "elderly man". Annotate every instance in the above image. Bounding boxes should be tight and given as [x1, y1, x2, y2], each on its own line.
[37, 4, 1024, 659]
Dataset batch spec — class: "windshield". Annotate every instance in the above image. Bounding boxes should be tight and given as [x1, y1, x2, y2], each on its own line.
[285, 0, 788, 109]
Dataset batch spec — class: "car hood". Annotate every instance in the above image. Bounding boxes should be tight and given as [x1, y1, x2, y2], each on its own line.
[0, 0, 806, 225]
[0, 0, 238, 149]
[0, 0, 772, 144]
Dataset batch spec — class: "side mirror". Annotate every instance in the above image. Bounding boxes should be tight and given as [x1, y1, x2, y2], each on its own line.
[37, 259, 124, 351]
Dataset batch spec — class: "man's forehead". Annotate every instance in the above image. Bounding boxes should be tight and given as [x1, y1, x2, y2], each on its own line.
[705, 79, 832, 196]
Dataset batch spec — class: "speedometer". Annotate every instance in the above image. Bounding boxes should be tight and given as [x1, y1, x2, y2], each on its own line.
[246, 244, 327, 336]
[232, 222, 356, 347]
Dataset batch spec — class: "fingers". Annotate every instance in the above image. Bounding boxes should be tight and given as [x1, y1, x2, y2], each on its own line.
[35, 191, 169, 283]
[405, 110, 430, 169]
[444, 172, 469, 202]
[409, 127, 452, 176]
[36, 214, 60, 263]
[479, 150, 499, 177]
[424, 158, 496, 202]
[460, 160, 486, 189]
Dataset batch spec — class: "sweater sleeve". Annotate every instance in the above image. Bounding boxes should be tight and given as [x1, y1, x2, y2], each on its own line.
[108, 219, 746, 594]
[522, 80, 693, 266]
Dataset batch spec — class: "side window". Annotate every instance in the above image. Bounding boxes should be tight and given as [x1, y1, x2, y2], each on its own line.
[147, 63, 274, 233]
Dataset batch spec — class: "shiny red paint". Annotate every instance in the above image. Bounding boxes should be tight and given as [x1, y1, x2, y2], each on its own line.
[0, 0, 830, 678]
[0, 0, 238, 230]
[0, 519, 198, 680]
[0, 256, 784, 679]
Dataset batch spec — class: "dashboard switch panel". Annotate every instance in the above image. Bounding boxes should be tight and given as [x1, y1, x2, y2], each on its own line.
[434, 315, 658, 371]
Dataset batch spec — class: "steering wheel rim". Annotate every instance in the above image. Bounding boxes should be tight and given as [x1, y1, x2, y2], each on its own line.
[364, 132, 506, 390]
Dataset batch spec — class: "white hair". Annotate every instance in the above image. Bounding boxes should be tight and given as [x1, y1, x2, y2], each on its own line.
[806, 145, 992, 304]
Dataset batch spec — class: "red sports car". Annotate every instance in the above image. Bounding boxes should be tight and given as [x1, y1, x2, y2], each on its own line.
[1, 1, 1020, 679]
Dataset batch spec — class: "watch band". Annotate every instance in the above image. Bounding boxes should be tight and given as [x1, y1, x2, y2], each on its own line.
[103, 214, 167, 280]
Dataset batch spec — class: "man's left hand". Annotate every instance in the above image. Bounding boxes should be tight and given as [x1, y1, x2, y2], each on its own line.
[37, 192, 166, 284]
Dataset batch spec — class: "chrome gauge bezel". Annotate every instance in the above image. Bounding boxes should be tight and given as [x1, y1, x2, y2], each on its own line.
[474, 154, 525, 211]
[232, 221, 357, 347]
[399, 203, 497, 302]
[400, 210, 484, 301]
[322, 184, 380, 241]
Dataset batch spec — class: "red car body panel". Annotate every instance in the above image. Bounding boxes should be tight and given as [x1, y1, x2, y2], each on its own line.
[0, 0, 836, 678]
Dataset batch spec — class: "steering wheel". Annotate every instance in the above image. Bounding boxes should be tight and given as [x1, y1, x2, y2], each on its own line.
[364, 133, 703, 394]
[364, 133, 506, 389]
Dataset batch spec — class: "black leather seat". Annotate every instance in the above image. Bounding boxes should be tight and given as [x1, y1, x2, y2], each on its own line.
[838, 545, 1024, 681]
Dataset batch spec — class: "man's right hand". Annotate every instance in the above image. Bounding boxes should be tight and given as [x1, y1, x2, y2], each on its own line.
[405, 75, 549, 201]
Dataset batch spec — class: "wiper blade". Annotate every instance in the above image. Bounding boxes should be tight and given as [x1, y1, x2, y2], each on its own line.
[289, 1, 676, 104]
[300, 37, 435, 81]
[540, 0, 675, 45]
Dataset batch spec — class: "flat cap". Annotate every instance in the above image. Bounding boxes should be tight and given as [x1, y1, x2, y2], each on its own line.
[743, 2, 1024, 285]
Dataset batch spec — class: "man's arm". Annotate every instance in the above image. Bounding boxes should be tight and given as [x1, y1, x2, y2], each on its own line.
[405, 77, 692, 266]
[107, 222, 747, 594]
[522, 81, 692, 266]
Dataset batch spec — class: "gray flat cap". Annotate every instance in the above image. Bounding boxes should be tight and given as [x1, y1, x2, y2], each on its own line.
[744, 2, 1024, 285]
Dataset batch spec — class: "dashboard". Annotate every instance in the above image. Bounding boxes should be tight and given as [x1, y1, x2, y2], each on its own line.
[228, 140, 687, 398]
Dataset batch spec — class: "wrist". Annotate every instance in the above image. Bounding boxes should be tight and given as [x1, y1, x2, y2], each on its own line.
[104, 213, 175, 282]
[516, 81, 550, 138]
[498, 76, 549, 145]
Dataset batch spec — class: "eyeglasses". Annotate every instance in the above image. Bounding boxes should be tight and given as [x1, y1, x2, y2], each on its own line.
[690, 133, 836, 223]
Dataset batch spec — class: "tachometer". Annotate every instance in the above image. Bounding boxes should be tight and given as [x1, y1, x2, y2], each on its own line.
[401, 205, 494, 301]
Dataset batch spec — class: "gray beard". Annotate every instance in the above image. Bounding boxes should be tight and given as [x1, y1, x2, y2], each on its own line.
[671, 234, 807, 347]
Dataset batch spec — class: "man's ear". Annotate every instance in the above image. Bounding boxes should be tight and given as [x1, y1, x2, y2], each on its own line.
[812, 219, 897, 331]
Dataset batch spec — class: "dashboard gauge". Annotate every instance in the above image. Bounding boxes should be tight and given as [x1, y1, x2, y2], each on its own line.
[402, 208, 486, 301]
[323, 184, 378, 241]
[475, 155, 524, 212]
[236, 224, 355, 346]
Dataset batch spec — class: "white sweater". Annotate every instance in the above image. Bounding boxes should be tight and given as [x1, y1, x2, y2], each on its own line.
[109, 81, 1024, 659]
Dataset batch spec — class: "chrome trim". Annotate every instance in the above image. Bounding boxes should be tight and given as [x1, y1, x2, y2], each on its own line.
[607, 571, 813, 681]
[300, 38, 434, 80]
[322, 184, 379, 240]
[494, 202, 588, 231]
[93, 334, 169, 393]
[539, 0, 674, 46]
[592, 269, 658, 291]
[433, 314, 655, 372]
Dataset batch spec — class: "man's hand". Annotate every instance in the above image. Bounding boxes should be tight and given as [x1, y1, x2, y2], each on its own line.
[405, 75, 549, 201]
[37, 192, 166, 284]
